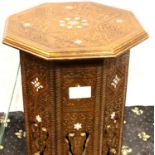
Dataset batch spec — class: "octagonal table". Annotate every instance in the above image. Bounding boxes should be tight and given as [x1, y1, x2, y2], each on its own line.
[2, 2, 148, 155]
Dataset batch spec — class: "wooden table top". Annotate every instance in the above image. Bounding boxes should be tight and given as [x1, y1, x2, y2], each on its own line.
[3, 2, 148, 60]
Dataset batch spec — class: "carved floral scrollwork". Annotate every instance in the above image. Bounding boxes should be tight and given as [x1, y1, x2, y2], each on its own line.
[63, 113, 93, 154]
[31, 115, 49, 155]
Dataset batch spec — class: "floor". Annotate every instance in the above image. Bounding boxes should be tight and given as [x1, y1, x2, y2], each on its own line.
[0, 106, 154, 155]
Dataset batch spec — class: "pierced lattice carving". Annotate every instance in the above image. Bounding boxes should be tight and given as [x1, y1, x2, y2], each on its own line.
[65, 132, 90, 155]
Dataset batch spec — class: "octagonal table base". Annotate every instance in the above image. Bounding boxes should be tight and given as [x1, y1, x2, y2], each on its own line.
[20, 50, 129, 155]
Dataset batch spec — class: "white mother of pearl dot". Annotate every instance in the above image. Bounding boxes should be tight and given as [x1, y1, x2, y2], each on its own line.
[74, 39, 82, 44]
[82, 23, 89, 26]
[67, 25, 73, 29]
[74, 17, 81, 20]
[65, 17, 71, 21]
[68, 21, 79, 25]
[59, 23, 65, 27]
[77, 25, 82, 29]
[116, 19, 123, 23]
[59, 20, 65, 23]
[81, 19, 88, 22]
[65, 5, 73, 9]
[23, 23, 31, 27]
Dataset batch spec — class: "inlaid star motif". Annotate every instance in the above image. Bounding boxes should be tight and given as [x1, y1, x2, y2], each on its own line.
[74, 123, 82, 130]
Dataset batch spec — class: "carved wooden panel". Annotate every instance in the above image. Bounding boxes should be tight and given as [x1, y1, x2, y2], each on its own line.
[20, 51, 129, 155]
[55, 60, 104, 155]
[20, 52, 56, 155]
[102, 52, 130, 155]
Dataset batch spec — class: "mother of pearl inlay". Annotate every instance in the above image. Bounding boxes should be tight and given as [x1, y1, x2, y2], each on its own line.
[59, 17, 89, 29]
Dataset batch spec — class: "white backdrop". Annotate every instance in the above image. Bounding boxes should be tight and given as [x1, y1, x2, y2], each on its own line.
[0, 0, 154, 112]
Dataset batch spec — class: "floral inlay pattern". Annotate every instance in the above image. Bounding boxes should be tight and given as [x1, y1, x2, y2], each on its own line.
[31, 77, 43, 92]
[59, 17, 89, 29]
[131, 107, 143, 116]
[111, 74, 120, 88]
[74, 123, 82, 130]
[138, 132, 150, 141]
[32, 115, 49, 155]
[121, 145, 132, 155]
